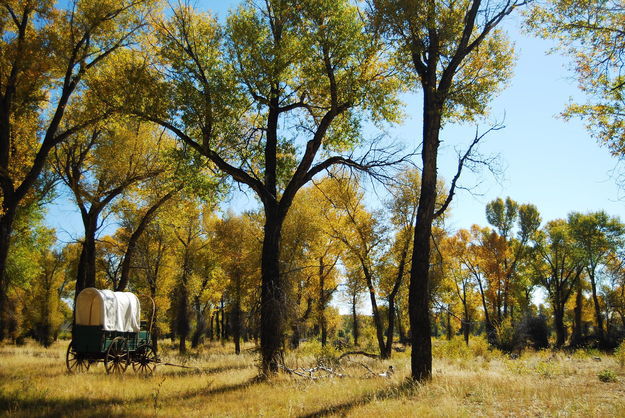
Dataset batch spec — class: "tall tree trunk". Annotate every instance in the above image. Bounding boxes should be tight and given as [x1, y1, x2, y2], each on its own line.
[554, 304, 566, 348]
[233, 300, 242, 355]
[384, 242, 409, 358]
[215, 309, 220, 341]
[191, 296, 205, 348]
[318, 257, 328, 347]
[409, 100, 441, 381]
[363, 264, 386, 357]
[259, 209, 286, 375]
[476, 273, 496, 344]
[0, 206, 16, 341]
[76, 213, 99, 294]
[589, 272, 605, 342]
[383, 300, 396, 359]
[463, 302, 470, 345]
[396, 304, 407, 344]
[176, 249, 190, 355]
[220, 298, 227, 342]
[352, 293, 359, 347]
[446, 308, 452, 340]
[571, 283, 583, 347]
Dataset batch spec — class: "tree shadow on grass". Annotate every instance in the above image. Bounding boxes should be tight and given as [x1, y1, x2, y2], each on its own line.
[159, 375, 261, 403]
[298, 379, 422, 418]
[157, 363, 253, 377]
[0, 394, 128, 417]
[0, 376, 261, 417]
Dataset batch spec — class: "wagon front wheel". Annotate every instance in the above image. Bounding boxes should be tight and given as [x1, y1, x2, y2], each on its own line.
[133, 345, 157, 375]
[105, 337, 129, 374]
[66, 341, 90, 373]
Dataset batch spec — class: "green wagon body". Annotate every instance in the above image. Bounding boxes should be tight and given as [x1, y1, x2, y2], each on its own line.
[73, 325, 151, 355]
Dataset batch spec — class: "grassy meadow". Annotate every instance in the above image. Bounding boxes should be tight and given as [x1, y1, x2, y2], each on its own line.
[1, 338, 625, 417]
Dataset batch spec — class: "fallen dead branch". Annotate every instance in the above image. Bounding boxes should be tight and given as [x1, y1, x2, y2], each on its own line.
[280, 364, 345, 380]
[338, 351, 379, 360]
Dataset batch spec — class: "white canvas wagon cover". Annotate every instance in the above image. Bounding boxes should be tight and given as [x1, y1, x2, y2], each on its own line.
[75, 288, 141, 332]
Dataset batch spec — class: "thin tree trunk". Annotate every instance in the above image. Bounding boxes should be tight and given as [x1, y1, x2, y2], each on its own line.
[233, 301, 242, 355]
[352, 293, 359, 347]
[363, 264, 386, 357]
[319, 257, 328, 347]
[446, 308, 452, 340]
[117, 191, 175, 291]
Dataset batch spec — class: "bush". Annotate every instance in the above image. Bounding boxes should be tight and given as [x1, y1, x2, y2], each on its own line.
[296, 340, 341, 366]
[598, 369, 618, 383]
[614, 341, 625, 368]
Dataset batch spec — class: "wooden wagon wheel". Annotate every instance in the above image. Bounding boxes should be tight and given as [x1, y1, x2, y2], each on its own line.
[132, 345, 157, 375]
[104, 337, 129, 374]
[66, 341, 90, 373]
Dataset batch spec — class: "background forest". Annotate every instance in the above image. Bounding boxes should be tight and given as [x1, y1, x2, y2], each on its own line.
[1, 0, 625, 389]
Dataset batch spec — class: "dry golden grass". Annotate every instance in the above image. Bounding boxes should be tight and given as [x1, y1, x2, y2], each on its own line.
[1, 338, 624, 417]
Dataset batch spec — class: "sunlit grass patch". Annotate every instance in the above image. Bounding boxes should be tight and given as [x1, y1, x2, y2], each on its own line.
[1, 338, 625, 416]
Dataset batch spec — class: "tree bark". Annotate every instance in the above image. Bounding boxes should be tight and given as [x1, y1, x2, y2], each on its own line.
[75, 212, 99, 295]
[363, 264, 386, 357]
[409, 96, 441, 381]
[589, 271, 605, 342]
[0, 206, 16, 341]
[352, 293, 359, 347]
[233, 301, 242, 355]
[554, 304, 567, 348]
[571, 283, 583, 346]
[259, 208, 286, 375]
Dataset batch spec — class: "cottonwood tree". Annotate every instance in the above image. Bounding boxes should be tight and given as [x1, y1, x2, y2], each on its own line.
[528, 1, 624, 155]
[52, 121, 169, 296]
[370, 0, 525, 380]
[282, 185, 342, 348]
[484, 197, 541, 322]
[320, 174, 389, 357]
[109, 0, 402, 374]
[0, 0, 154, 339]
[531, 219, 584, 347]
[213, 213, 261, 354]
[568, 211, 624, 344]
[441, 230, 481, 344]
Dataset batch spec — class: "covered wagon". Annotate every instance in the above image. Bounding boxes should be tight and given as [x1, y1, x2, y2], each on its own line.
[66, 288, 157, 374]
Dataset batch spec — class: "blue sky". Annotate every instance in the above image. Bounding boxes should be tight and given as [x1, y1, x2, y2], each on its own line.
[45, 2, 625, 242]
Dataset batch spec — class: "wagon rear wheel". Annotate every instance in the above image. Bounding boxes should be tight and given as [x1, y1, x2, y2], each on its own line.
[105, 337, 129, 374]
[132, 345, 157, 375]
[66, 341, 90, 373]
